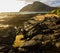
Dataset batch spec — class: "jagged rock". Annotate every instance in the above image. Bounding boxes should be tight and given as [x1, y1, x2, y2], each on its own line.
[0, 26, 17, 45]
[0, 14, 60, 53]
[0, 26, 17, 53]
[18, 14, 60, 53]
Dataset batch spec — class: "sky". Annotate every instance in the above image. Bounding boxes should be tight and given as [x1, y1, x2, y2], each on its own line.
[0, 0, 60, 12]
[0, 0, 29, 12]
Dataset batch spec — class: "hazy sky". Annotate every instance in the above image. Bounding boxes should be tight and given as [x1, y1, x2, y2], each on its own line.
[0, 0, 60, 12]
[0, 0, 29, 12]
[21, 0, 60, 7]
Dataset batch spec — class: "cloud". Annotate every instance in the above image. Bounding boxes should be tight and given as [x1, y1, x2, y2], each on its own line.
[44, 0, 60, 7]
[19, 0, 60, 7]
[0, 0, 29, 12]
[18, 0, 40, 2]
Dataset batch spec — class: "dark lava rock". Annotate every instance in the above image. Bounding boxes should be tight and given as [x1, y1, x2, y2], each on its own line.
[0, 26, 17, 53]
[18, 14, 60, 53]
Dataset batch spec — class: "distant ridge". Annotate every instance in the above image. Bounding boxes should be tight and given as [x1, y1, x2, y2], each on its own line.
[20, 1, 57, 12]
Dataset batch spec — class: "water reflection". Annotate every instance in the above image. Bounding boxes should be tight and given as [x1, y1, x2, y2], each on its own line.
[0, 20, 5, 21]
[0, 15, 8, 19]
[0, 24, 9, 28]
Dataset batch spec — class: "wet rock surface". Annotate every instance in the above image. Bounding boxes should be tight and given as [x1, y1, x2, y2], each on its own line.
[18, 14, 60, 53]
[0, 14, 60, 53]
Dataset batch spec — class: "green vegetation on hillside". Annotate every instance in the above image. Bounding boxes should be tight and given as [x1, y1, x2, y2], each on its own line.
[51, 9, 60, 16]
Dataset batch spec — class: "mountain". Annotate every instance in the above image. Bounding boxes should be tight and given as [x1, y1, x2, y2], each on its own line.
[20, 1, 57, 12]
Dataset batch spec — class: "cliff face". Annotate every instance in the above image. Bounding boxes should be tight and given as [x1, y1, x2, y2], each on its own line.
[20, 1, 57, 12]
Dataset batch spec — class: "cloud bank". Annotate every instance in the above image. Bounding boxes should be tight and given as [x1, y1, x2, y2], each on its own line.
[19, 0, 60, 7]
